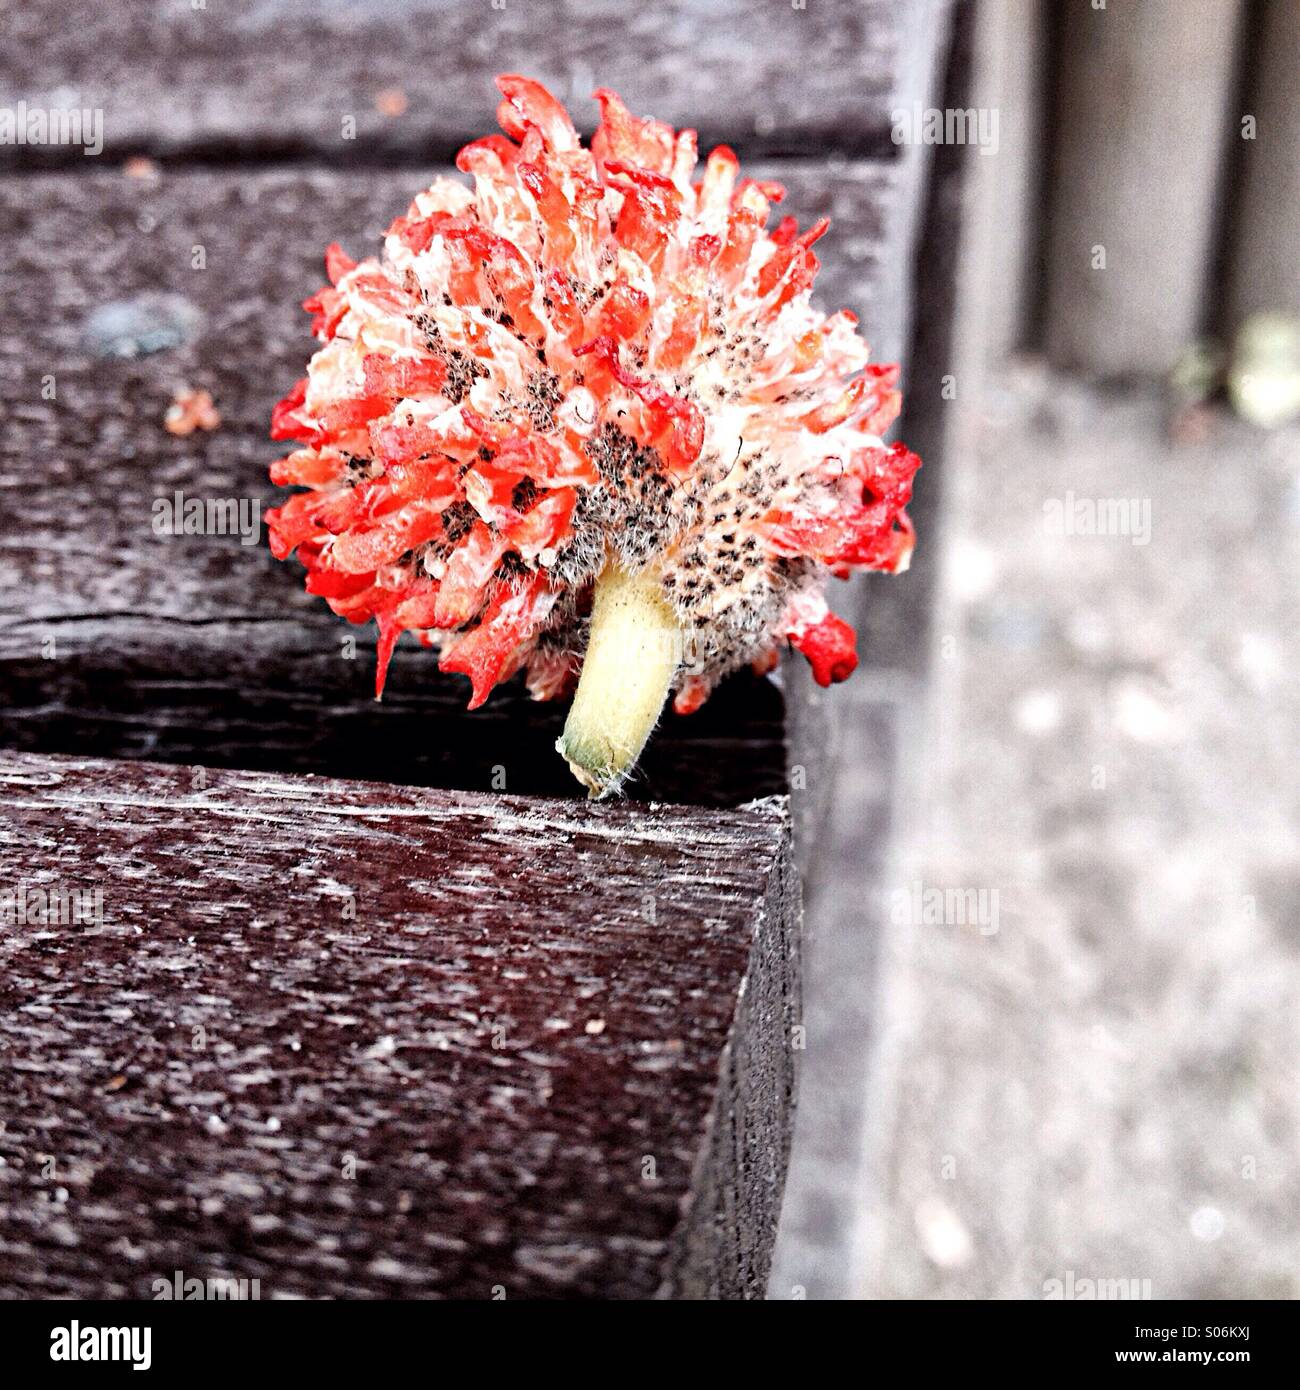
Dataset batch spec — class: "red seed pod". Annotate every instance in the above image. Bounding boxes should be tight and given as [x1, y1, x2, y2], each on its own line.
[268, 75, 920, 713]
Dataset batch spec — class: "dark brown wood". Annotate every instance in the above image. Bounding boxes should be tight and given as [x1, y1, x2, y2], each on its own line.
[0, 0, 899, 167]
[0, 751, 799, 1300]
[0, 0, 955, 1304]
[0, 163, 893, 807]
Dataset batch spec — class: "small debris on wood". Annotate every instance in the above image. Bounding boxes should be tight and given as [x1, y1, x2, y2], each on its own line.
[80, 292, 203, 359]
[374, 87, 408, 118]
[163, 386, 221, 436]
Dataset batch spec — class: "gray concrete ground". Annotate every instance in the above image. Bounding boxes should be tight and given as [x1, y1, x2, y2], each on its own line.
[857, 362, 1299, 1298]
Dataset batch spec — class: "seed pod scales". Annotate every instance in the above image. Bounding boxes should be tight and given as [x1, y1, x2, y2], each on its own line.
[267, 75, 920, 795]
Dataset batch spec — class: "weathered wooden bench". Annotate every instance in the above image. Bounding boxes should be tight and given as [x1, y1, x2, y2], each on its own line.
[0, 0, 968, 1297]
[0, 753, 796, 1298]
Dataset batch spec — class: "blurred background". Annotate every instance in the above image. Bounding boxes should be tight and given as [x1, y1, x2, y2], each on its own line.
[815, 0, 1300, 1300]
[1, 0, 1296, 1299]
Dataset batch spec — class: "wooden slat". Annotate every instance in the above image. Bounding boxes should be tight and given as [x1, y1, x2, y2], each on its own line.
[976, 0, 1050, 357]
[0, 0, 899, 166]
[1225, 0, 1300, 328]
[1043, 0, 1246, 375]
[0, 751, 798, 1299]
[0, 163, 893, 805]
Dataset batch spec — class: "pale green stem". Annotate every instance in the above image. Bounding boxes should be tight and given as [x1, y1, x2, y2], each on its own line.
[556, 563, 681, 799]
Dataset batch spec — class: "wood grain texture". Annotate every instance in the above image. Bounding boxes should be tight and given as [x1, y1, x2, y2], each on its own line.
[0, 0, 950, 1308]
[0, 0, 899, 166]
[0, 163, 893, 805]
[0, 751, 799, 1299]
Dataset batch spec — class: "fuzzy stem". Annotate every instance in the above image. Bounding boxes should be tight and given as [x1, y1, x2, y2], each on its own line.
[557, 563, 681, 799]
